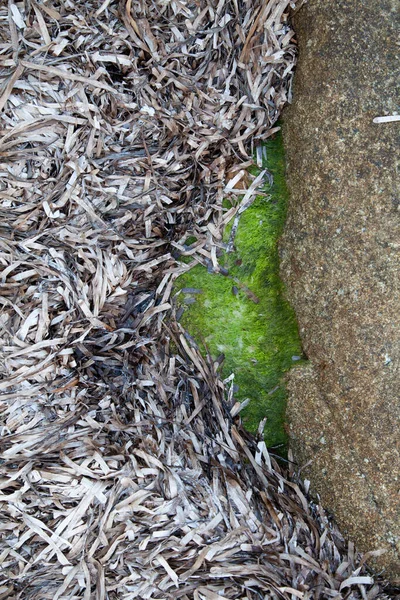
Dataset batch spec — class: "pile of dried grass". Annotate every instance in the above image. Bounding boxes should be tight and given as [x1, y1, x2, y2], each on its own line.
[0, 0, 392, 598]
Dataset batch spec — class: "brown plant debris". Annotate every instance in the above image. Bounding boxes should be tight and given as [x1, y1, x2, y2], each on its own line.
[0, 0, 393, 598]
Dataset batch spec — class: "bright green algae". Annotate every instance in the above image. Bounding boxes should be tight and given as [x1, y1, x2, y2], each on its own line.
[175, 132, 303, 449]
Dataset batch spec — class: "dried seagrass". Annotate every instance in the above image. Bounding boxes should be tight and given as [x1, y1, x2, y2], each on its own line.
[0, 0, 392, 598]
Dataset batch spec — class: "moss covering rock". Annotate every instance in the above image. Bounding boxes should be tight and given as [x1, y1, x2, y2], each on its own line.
[175, 132, 303, 448]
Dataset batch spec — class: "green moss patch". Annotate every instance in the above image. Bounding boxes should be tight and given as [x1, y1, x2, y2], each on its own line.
[175, 131, 303, 449]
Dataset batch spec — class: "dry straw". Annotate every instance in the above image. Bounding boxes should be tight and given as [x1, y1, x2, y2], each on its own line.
[0, 0, 391, 598]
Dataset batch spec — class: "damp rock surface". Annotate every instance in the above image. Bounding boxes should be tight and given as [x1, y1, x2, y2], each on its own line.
[281, 0, 400, 579]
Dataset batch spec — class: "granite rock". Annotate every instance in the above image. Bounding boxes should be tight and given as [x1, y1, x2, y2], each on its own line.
[280, 0, 400, 580]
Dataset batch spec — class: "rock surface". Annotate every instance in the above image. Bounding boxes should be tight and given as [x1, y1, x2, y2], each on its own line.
[280, 0, 400, 580]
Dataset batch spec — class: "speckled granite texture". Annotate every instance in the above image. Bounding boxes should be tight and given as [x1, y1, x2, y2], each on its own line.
[280, 0, 400, 580]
